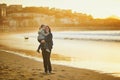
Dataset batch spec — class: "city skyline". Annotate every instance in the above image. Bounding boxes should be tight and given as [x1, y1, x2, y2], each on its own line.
[0, 0, 120, 19]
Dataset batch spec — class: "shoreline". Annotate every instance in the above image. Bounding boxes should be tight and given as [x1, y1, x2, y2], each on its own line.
[0, 50, 120, 80]
[0, 31, 119, 76]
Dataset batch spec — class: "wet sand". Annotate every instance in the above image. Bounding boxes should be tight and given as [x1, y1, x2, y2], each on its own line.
[0, 50, 120, 80]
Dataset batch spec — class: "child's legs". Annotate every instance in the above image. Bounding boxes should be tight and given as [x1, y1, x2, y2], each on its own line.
[37, 39, 44, 50]
[37, 44, 42, 51]
[44, 42, 49, 49]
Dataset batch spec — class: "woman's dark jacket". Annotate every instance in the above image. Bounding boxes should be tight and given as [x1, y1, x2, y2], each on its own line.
[41, 33, 53, 50]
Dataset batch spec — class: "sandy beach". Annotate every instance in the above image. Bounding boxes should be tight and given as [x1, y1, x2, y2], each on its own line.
[0, 50, 120, 80]
[0, 32, 120, 80]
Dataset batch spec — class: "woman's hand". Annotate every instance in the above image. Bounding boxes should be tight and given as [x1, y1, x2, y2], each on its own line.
[41, 40, 45, 43]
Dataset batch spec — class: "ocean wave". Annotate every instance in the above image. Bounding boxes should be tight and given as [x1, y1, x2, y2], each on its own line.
[53, 31, 120, 41]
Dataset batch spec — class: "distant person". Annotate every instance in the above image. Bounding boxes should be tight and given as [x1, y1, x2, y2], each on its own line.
[40, 25, 53, 74]
[37, 24, 50, 53]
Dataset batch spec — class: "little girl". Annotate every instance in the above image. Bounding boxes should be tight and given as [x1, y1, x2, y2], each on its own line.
[37, 24, 50, 53]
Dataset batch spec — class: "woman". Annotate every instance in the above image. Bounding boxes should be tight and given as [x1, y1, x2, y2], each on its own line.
[40, 25, 53, 74]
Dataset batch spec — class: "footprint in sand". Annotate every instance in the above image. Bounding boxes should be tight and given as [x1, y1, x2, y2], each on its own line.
[84, 73, 90, 75]
[8, 69, 13, 71]
[58, 75, 65, 78]
[20, 74, 25, 77]
[32, 68, 41, 71]
[28, 78, 34, 80]
[61, 69, 65, 72]
[39, 75, 44, 78]
[32, 73, 38, 76]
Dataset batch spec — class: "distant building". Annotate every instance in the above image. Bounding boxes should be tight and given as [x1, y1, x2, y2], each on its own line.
[60, 18, 72, 24]
[7, 12, 55, 28]
[0, 3, 7, 17]
[7, 5, 22, 12]
[60, 17, 79, 24]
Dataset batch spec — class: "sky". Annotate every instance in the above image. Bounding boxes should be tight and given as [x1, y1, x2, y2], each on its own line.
[0, 0, 120, 18]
